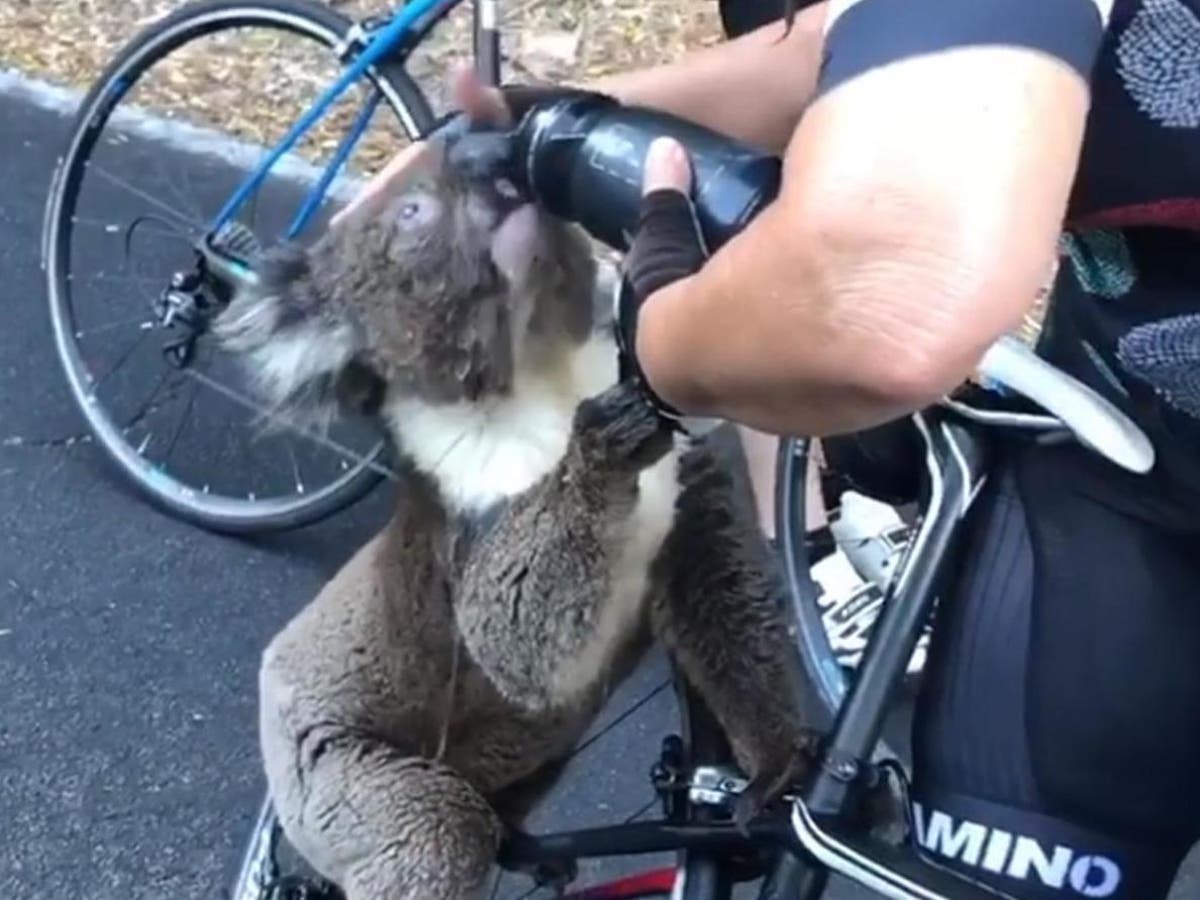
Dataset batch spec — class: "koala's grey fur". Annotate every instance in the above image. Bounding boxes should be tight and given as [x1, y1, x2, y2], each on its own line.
[216, 158, 813, 900]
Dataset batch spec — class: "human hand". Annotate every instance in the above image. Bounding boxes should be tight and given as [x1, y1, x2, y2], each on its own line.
[615, 137, 721, 437]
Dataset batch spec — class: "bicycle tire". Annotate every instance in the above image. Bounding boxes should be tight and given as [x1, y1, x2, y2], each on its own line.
[778, 434, 919, 785]
[42, 0, 435, 534]
[775, 437, 849, 720]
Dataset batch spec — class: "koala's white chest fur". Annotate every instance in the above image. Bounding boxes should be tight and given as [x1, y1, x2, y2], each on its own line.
[387, 333, 682, 701]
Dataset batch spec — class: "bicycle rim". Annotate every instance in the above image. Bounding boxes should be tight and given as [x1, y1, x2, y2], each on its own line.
[43, 0, 434, 533]
[776, 437, 849, 718]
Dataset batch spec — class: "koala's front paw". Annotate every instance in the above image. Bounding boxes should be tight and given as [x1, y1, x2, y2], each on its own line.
[573, 380, 674, 471]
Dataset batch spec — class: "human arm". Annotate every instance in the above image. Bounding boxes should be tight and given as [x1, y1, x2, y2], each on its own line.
[332, 3, 828, 228]
[587, 2, 828, 154]
[631, 0, 1109, 437]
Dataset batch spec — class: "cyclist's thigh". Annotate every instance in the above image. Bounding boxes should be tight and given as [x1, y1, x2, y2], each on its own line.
[910, 440, 1200, 900]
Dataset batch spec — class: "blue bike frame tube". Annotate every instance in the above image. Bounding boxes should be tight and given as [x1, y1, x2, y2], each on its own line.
[286, 89, 383, 238]
[209, 0, 446, 234]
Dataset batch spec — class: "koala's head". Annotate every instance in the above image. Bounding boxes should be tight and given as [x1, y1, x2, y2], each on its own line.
[213, 155, 597, 431]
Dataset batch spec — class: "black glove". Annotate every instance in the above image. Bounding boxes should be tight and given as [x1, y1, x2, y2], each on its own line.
[616, 186, 722, 436]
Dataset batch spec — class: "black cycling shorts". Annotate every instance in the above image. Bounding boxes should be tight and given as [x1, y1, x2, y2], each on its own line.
[909, 439, 1200, 899]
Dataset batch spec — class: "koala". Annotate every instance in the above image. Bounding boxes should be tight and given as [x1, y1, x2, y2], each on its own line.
[214, 153, 814, 900]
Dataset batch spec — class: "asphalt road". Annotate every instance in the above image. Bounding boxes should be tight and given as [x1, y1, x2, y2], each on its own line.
[0, 91, 392, 899]
[2, 82, 1194, 900]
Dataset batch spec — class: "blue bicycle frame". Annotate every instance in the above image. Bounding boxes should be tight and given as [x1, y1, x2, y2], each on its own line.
[209, 0, 501, 243]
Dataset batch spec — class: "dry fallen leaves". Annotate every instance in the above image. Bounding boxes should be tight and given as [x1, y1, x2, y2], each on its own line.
[0, 0, 720, 174]
[0, 0, 721, 106]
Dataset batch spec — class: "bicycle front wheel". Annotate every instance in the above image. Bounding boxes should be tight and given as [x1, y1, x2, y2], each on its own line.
[43, 0, 435, 533]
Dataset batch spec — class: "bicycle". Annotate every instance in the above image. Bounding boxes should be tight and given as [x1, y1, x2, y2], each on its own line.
[228, 331, 1153, 900]
[43, 0, 506, 534]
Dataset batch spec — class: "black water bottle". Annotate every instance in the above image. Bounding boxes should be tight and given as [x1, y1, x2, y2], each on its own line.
[507, 93, 783, 253]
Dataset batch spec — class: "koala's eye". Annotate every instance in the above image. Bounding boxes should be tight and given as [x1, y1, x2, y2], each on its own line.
[393, 190, 441, 231]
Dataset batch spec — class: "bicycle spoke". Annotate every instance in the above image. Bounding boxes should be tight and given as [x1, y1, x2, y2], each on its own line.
[150, 150, 207, 227]
[162, 379, 200, 465]
[122, 365, 182, 441]
[570, 680, 671, 758]
[623, 797, 659, 824]
[72, 217, 187, 242]
[177, 157, 209, 221]
[182, 366, 398, 482]
[245, 150, 263, 237]
[71, 272, 166, 287]
[85, 161, 205, 235]
[86, 328, 152, 393]
[73, 318, 155, 340]
[285, 442, 305, 495]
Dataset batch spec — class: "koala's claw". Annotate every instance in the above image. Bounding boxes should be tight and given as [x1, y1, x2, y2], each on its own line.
[574, 380, 673, 470]
[732, 733, 821, 836]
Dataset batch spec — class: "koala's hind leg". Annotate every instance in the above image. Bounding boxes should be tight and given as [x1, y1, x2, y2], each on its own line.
[649, 433, 816, 821]
[266, 726, 500, 900]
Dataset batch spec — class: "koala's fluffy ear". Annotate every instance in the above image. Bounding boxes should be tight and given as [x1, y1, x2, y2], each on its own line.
[257, 241, 310, 291]
[215, 241, 321, 353]
[256, 241, 325, 328]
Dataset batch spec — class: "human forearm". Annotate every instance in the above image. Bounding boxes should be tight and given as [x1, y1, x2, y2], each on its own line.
[635, 204, 939, 437]
[585, 4, 827, 154]
[634, 45, 1089, 438]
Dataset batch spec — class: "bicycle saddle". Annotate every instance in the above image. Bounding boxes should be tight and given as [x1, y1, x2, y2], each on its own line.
[943, 335, 1155, 475]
